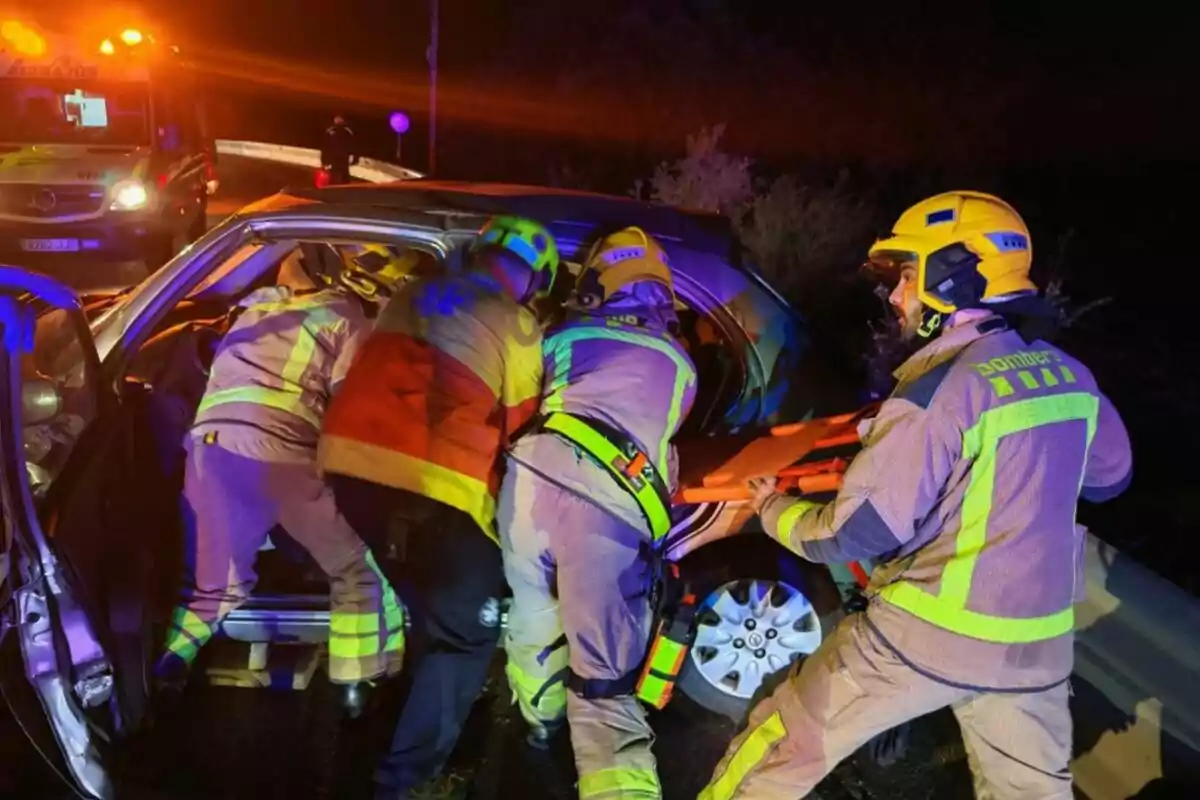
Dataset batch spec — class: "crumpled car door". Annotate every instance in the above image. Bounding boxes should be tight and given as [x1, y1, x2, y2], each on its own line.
[0, 266, 115, 800]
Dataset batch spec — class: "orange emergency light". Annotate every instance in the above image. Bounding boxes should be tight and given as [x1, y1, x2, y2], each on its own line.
[1, 19, 46, 56]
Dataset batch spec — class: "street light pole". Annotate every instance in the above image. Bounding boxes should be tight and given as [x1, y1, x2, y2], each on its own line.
[428, 0, 439, 175]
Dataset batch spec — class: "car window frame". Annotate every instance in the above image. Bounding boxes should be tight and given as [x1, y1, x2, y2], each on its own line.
[96, 211, 454, 386]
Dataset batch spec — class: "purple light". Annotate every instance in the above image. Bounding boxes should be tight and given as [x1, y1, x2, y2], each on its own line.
[389, 112, 411, 134]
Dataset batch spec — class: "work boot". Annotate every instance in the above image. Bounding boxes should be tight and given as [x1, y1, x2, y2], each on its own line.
[338, 679, 378, 720]
[151, 653, 190, 699]
[525, 720, 563, 751]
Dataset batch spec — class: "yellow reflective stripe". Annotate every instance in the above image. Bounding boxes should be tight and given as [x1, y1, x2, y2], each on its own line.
[171, 607, 213, 640]
[637, 674, 671, 707]
[242, 294, 343, 315]
[648, 637, 686, 672]
[699, 710, 787, 800]
[1040, 367, 1060, 387]
[578, 766, 660, 798]
[637, 634, 688, 707]
[989, 376, 1015, 397]
[280, 327, 318, 391]
[197, 302, 338, 426]
[1059, 365, 1077, 383]
[329, 611, 381, 635]
[365, 551, 406, 654]
[880, 391, 1099, 644]
[505, 660, 567, 722]
[329, 633, 383, 659]
[318, 436, 500, 541]
[772, 500, 816, 546]
[879, 582, 1074, 643]
[197, 386, 322, 428]
[662, 356, 693, 467]
[162, 607, 214, 663]
[541, 413, 671, 539]
[543, 326, 696, 465]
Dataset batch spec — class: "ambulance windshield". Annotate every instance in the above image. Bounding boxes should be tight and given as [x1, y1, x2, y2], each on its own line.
[0, 79, 150, 146]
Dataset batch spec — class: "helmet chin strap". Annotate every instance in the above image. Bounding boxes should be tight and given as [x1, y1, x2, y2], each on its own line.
[916, 308, 945, 339]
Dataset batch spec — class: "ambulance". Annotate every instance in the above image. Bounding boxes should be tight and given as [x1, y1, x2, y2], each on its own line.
[0, 19, 214, 269]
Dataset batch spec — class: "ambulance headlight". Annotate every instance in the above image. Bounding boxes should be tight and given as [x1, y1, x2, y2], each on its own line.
[109, 179, 150, 211]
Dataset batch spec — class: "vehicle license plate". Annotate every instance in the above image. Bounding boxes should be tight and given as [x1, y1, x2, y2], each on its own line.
[20, 238, 82, 253]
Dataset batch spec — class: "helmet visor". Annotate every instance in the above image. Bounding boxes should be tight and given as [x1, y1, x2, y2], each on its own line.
[921, 242, 983, 309]
[862, 249, 918, 282]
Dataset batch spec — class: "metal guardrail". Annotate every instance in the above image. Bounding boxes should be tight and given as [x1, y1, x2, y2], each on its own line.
[1072, 529, 1200, 798]
[213, 139, 425, 183]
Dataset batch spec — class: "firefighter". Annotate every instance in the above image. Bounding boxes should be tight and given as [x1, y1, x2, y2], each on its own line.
[318, 216, 559, 799]
[498, 227, 697, 799]
[153, 244, 414, 703]
[322, 114, 358, 184]
[700, 191, 1133, 800]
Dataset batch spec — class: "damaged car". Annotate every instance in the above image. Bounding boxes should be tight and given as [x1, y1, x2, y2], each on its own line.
[0, 180, 859, 798]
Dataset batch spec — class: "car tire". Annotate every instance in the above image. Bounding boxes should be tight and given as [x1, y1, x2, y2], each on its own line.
[675, 537, 843, 723]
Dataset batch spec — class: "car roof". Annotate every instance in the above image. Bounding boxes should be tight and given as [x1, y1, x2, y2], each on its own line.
[283, 180, 737, 255]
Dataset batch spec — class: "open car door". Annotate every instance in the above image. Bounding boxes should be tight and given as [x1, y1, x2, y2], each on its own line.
[0, 266, 119, 800]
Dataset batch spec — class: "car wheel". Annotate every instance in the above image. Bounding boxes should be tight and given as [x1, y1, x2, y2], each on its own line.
[677, 557, 842, 722]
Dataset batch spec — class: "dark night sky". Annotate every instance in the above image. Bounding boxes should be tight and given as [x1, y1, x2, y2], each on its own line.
[19, 1, 1199, 167]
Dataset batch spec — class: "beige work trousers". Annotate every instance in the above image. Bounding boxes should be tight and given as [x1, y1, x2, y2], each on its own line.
[700, 614, 1073, 800]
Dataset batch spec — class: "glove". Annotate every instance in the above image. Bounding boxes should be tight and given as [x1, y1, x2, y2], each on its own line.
[747, 476, 777, 513]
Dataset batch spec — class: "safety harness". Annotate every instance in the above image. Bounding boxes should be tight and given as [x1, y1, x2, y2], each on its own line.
[529, 410, 698, 708]
[532, 411, 673, 541]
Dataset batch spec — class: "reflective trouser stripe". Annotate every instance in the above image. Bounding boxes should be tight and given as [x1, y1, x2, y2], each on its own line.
[505, 659, 567, 725]
[329, 612, 384, 659]
[327, 556, 407, 663]
[699, 711, 788, 800]
[578, 766, 660, 798]
[162, 607, 215, 664]
[367, 551, 406, 654]
[878, 391, 1098, 644]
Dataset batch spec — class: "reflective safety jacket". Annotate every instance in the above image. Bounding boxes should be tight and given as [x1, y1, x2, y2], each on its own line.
[318, 271, 543, 540]
[192, 287, 369, 453]
[760, 313, 1132, 690]
[510, 316, 698, 534]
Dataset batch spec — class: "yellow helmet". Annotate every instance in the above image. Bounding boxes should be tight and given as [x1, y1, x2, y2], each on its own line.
[572, 227, 675, 310]
[339, 244, 422, 302]
[867, 191, 1037, 321]
[473, 215, 560, 303]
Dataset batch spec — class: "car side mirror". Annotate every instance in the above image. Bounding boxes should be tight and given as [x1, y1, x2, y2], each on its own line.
[22, 379, 62, 425]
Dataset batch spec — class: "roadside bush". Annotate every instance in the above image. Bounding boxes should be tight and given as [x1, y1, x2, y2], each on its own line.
[645, 126, 887, 392]
[644, 126, 880, 299]
[637, 124, 754, 217]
